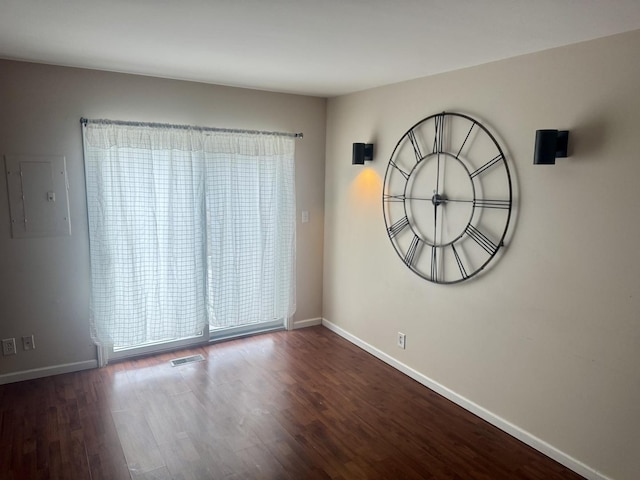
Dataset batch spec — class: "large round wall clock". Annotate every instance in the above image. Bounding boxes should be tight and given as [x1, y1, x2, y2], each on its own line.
[382, 111, 513, 284]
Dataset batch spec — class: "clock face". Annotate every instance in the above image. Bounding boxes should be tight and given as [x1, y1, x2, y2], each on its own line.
[382, 112, 513, 284]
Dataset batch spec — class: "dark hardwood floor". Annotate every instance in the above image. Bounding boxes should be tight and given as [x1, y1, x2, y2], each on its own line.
[0, 326, 584, 479]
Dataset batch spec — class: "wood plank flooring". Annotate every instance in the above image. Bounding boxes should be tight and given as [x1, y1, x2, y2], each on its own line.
[0, 326, 584, 479]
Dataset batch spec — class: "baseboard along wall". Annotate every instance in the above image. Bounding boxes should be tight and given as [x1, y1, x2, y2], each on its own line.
[321, 318, 610, 480]
[0, 318, 323, 385]
[292, 317, 323, 329]
[0, 360, 98, 386]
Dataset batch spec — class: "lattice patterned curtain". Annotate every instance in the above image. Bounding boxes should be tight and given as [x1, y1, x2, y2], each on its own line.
[83, 120, 296, 348]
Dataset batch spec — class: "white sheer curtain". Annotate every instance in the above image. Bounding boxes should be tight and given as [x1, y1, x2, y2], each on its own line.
[83, 121, 296, 349]
[204, 134, 296, 329]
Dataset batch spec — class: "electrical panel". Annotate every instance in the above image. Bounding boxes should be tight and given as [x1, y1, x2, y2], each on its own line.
[4, 155, 71, 238]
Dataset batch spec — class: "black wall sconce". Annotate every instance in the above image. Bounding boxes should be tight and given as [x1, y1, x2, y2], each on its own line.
[534, 129, 569, 165]
[352, 143, 374, 165]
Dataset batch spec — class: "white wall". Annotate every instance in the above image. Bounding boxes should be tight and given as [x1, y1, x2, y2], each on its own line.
[323, 30, 640, 480]
[0, 60, 326, 378]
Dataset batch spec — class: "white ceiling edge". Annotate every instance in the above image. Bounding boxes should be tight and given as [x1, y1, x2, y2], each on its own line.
[1, 0, 640, 97]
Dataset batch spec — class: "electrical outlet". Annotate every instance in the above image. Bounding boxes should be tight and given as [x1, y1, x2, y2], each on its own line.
[2, 338, 17, 356]
[397, 332, 406, 349]
[22, 335, 35, 351]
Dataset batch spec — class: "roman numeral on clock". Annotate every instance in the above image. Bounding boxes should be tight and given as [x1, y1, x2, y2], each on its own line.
[387, 216, 410, 238]
[408, 129, 423, 163]
[455, 121, 476, 159]
[389, 160, 410, 180]
[473, 199, 510, 209]
[470, 154, 503, 179]
[383, 193, 406, 203]
[465, 224, 499, 255]
[433, 113, 445, 153]
[451, 244, 468, 280]
[404, 235, 422, 267]
[430, 246, 438, 281]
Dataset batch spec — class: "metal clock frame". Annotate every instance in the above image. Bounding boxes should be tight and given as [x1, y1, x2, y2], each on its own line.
[382, 111, 513, 284]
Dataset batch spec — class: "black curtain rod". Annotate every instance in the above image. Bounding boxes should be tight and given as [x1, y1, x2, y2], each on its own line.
[80, 118, 303, 139]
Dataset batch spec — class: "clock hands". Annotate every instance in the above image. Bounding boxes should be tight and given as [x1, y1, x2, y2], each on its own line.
[431, 192, 447, 206]
[434, 115, 443, 251]
[400, 195, 509, 209]
[433, 189, 439, 265]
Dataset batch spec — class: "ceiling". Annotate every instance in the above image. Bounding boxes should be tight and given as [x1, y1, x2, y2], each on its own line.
[2, 0, 640, 97]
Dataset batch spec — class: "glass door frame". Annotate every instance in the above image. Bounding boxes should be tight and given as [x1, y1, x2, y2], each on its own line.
[98, 316, 289, 365]
[104, 329, 209, 364]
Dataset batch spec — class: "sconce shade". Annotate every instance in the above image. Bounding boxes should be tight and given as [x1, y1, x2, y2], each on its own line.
[352, 143, 374, 165]
[534, 129, 569, 165]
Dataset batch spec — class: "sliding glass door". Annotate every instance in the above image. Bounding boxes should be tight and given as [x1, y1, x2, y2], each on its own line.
[204, 145, 295, 340]
[83, 119, 296, 364]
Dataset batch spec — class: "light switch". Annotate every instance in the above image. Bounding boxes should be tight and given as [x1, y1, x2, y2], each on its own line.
[301, 210, 309, 223]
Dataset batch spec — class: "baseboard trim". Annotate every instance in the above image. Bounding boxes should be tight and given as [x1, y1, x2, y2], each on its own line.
[321, 318, 609, 480]
[0, 360, 98, 385]
[292, 317, 322, 329]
